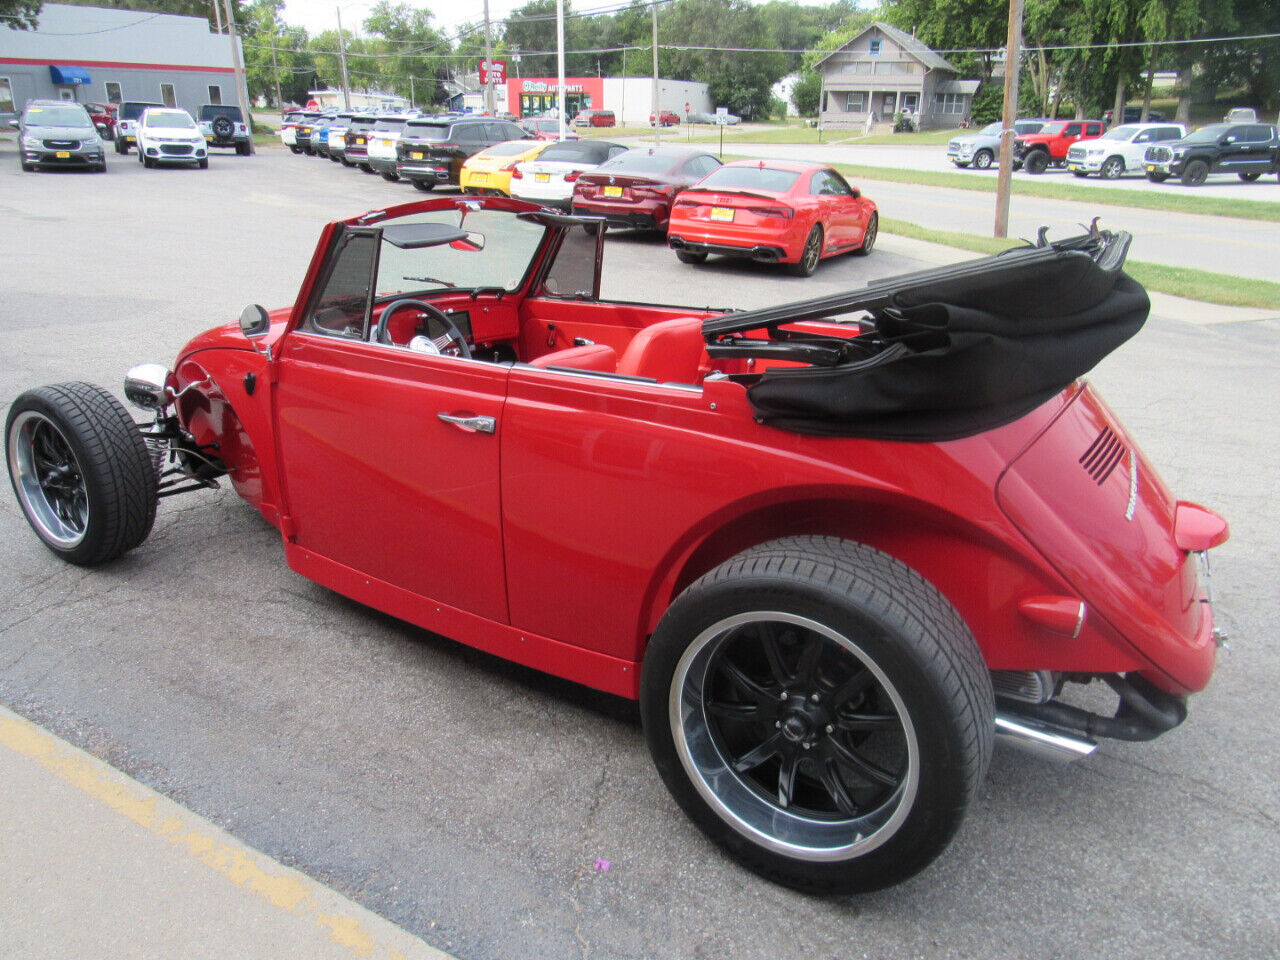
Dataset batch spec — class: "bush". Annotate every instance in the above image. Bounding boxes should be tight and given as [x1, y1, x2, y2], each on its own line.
[893, 111, 915, 132]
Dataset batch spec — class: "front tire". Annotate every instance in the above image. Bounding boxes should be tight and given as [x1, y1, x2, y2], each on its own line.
[1147, 170, 1169, 183]
[1180, 159, 1209, 186]
[1238, 171, 1261, 182]
[854, 212, 877, 256]
[6, 383, 158, 566]
[972, 149, 993, 170]
[641, 537, 993, 894]
[1025, 150, 1050, 174]
[198, 157, 208, 169]
[1100, 156, 1125, 179]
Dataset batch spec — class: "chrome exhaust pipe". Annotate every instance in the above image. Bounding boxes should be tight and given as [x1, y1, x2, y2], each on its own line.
[995, 714, 1097, 763]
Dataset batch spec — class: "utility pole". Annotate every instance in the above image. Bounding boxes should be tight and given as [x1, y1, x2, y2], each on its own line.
[409, 75, 414, 109]
[556, 0, 566, 139]
[620, 46, 626, 123]
[994, 0, 1023, 238]
[211, 0, 221, 34]
[221, 0, 254, 154]
[483, 0, 494, 115]
[651, 0, 659, 146]
[335, 6, 351, 110]
[269, 32, 282, 111]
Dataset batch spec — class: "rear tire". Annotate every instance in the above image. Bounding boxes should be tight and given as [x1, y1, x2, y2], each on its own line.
[1238, 171, 1261, 182]
[1146, 170, 1169, 183]
[381, 171, 399, 182]
[675, 249, 707, 265]
[6, 383, 158, 566]
[789, 224, 823, 277]
[237, 141, 251, 156]
[1072, 170, 1090, 177]
[411, 179, 434, 192]
[640, 537, 993, 894]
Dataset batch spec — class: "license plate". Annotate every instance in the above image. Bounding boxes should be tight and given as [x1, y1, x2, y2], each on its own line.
[710, 206, 735, 222]
[356, 137, 365, 144]
[127, 136, 136, 142]
[205, 135, 213, 141]
[55, 151, 70, 159]
[472, 173, 488, 182]
[1146, 165, 1155, 172]
[413, 152, 424, 160]
[604, 185, 623, 197]
[535, 172, 550, 182]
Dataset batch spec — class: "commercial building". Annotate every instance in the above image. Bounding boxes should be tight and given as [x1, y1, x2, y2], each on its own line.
[506, 76, 711, 124]
[0, 4, 242, 117]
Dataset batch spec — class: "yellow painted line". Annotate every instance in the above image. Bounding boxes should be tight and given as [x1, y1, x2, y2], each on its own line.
[0, 705, 453, 960]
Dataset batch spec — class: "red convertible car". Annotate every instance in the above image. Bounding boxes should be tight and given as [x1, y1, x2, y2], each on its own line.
[4, 197, 1227, 894]
[667, 159, 878, 276]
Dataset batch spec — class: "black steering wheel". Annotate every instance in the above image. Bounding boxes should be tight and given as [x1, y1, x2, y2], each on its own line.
[375, 298, 471, 358]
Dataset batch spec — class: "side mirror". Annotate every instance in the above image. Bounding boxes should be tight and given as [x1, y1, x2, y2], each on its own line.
[851, 187, 861, 199]
[7, 119, 18, 129]
[96, 123, 109, 136]
[239, 303, 270, 338]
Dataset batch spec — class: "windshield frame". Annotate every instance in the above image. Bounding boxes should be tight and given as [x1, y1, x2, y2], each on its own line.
[24, 104, 94, 129]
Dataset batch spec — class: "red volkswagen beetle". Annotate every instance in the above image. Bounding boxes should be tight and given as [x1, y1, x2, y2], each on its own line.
[668, 160, 878, 276]
[4, 197, 1227, 895]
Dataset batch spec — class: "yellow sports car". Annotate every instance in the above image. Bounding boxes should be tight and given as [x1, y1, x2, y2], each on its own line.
[460, 140, 550, 196]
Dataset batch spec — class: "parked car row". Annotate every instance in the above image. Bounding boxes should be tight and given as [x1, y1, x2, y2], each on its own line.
[947, 116, 1280, 187]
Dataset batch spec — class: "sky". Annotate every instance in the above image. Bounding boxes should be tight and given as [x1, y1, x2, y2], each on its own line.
[282, 0, 849, 41]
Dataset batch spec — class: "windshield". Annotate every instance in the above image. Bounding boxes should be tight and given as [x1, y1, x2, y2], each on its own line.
[532, 120, 560, 132]
[978, 122, 1002, 136]
[1099, 124, 1138, 141]
[1182, 124, 1229, 143]
[23, 105, 93, 128]
[540, 141, 611, 163]
[199, 105, 242, 122]
[349, 117, 377, 131]
[145, 110, 196, 128]
[374, 208, 547, 297]
[1034, 122, 1066, 136]
[120, 102, 161, 121]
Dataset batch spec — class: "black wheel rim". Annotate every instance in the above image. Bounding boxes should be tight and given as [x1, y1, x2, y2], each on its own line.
[8, 411, 89, 548]
[670, 612, 918, 861]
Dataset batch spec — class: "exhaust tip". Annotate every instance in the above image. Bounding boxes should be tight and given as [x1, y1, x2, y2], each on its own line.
[996, 714, 1097, 763]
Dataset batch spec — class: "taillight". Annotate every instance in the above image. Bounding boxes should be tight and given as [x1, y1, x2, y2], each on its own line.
[510, 167, 523, 179]
[746, 206, 794, 219]
[564, 170, 581, 182]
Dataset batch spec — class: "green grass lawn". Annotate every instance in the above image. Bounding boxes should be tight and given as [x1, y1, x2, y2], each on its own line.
[879, 217, 1280, 309]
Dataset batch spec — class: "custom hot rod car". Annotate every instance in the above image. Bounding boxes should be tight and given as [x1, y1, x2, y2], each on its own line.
[5, 196, 1228, 894]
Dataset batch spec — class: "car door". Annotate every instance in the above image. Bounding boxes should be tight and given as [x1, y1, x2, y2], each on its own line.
[272, 227, 511, 622]
[1061, 122, 1084, 153]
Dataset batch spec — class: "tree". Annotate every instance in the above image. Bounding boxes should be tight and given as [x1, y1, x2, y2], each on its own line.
[1, 0, 42, 30]
[362, 0, 448, 105]
[791, 69, 821, 116]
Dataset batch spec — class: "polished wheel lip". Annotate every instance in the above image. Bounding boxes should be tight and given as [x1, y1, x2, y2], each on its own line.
[862, 215, 878, 252]
[8, 410, 88, 549]
[669, 610, 919, 863]
[802, 228, 821, 272]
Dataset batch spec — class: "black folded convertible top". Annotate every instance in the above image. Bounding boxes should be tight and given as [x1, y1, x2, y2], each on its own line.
[704, 229, 1149, 441]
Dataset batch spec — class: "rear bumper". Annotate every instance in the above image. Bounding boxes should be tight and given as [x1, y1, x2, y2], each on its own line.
[571, 199, 666, 230]
[368, 156, 398, 174]
[397, 160, 455, 184]
[668, 235, 789, 263]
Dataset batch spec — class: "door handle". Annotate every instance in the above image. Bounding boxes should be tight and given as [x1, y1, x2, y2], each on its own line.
[437, 412, 496, 434]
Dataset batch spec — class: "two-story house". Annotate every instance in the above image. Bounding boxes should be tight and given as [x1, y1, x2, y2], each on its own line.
[815, 21, 978, 131]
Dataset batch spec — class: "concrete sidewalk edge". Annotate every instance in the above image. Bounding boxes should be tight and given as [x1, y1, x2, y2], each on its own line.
[0, 704, 454, 960]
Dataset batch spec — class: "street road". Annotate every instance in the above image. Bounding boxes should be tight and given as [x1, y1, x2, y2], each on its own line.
[1, 149, 1277, 960]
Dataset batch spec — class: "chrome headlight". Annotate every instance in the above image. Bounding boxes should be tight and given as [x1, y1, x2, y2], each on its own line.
[22, 136, 41, 149]
[124, 363, 174, 412]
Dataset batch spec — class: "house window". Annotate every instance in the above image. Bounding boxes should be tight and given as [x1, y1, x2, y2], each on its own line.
[934, 93, 965, 114]
[160, 82, 176, 108]
[822, 91, 829, 112]
[59, 89, 74, 101]
[903, 93, 918, 113]
[844, 92, 866, 113]
[208, 85, 222, 105]
[104, 81, 122, 103]
[0, 77, 13, 115]
[869, 39, 882, 55]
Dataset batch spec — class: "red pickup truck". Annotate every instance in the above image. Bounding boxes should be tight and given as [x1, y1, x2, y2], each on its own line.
[1014, 119, 1104, 173]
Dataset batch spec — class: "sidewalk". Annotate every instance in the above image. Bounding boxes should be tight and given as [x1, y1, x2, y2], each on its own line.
[0, 705, 453, 960]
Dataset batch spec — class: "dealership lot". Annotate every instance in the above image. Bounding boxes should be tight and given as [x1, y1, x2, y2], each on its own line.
[1, 148, 1277, 959]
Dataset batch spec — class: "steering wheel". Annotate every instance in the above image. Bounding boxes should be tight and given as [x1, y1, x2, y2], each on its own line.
[375, 298, 471, 358]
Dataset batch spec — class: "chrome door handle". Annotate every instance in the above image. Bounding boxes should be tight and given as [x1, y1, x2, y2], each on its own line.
[437, 412, 496, 434]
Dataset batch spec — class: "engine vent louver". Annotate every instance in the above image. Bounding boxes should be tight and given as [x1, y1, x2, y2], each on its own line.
[1080, 426, 1126, 485]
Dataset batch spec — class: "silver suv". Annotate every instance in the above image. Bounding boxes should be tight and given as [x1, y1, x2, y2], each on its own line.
[13, 99, 107, 173]
[948, 119, 1046, 169]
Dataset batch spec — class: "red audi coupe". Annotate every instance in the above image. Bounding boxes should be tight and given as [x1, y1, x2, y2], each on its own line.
[668, 159, 878, 276]
[5, 196, 1227, 895]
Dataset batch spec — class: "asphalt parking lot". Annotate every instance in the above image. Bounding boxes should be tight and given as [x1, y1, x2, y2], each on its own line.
[1, 146, 1278, 960]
